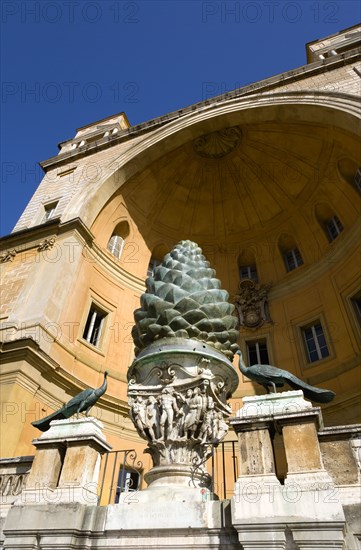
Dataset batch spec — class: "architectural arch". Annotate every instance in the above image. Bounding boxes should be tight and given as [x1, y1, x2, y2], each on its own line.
[62, 94, 361, 230]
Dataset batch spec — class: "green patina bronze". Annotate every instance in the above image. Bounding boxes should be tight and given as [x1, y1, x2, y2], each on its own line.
[132, 240, 239, 359]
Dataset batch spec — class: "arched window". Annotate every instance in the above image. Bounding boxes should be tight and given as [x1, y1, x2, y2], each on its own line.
[107, 221, 130, 260]
[237, 250, 258, 282]
[315, 203, 343, 242]
[278, 234, 303, 273]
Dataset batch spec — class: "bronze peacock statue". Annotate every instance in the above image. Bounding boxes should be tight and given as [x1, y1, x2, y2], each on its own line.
[236, 351, 335, 403]
[32, 371, 108, 432]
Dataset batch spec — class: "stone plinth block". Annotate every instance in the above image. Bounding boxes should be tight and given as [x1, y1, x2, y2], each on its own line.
[236, 390, 313, 419]
[282, 422, 323, 473]
[26, 446, 64, 491]
[231, 391, 346, 548]
[106, 499, 226, 532]
[238, 428, 275, 477]
[18, 417, 111, 506]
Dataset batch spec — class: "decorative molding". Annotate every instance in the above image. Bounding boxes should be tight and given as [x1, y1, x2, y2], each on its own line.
[0, 371, 40, 396]
[193, 126, 241, 158]
[307, 353, 361, 386]
[269, 224, 360, 300]
[39, 50, 360, 171]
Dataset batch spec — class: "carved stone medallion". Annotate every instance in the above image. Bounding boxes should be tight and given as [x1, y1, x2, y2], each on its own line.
[193, 126, 242, 159]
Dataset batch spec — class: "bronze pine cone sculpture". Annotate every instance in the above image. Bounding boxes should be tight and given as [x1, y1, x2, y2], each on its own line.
[132, 240, 239, 359]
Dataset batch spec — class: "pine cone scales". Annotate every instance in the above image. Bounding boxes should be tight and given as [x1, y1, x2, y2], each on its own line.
[132, 240, 239, 358]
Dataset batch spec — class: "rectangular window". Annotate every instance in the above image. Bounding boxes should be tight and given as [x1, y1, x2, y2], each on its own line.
[302, 322, 329, 363]
[83, 304, 107, 347]
[284, 248, 303, 272]
[246, 340, 269, 365]
[42, 202, 58, 223]
[239, 264, 258, 282]
[115, 469, 140, 503]
[325, 216, 343, 242]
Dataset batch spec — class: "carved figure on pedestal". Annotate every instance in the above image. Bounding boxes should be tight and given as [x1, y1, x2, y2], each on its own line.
[214, 412, 228, 443]
[128, 240, 240, 490]
[199, 397, 215, 444]
[159, 387, 182, 441]
[130, 396, 148, 439]
[183, 388, 203, 439]
[145, 396, 159, 440]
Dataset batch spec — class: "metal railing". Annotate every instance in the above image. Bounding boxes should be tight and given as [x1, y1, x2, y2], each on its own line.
[213, 439, 239, 500]
[98, 440, 239, 505]
[98, 449, 143, 505]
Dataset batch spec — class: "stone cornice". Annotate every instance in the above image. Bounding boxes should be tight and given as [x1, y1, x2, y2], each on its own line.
[318, 423, 361, 440]
[0, 338, 130, 418]
[0, 218, 94, 251]
[39, 49, 361, 172]
[0, 370, 40, 395]
[0, 218, 146, 294]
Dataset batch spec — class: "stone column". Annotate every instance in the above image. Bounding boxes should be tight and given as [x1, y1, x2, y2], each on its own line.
[230, 391, 346, 550]
[18, 417, 111, 505]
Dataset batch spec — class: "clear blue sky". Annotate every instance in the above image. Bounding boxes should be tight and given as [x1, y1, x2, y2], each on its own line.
[1, 1, 360, 235]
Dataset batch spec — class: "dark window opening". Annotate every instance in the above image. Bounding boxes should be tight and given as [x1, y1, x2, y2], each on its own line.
[302, 322, 329, 363]
[83, 305, 107, 347]
[246, 340, 269, 365]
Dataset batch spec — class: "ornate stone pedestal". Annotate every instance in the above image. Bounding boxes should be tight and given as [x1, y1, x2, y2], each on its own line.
[230, 391, 346, 550]
[127, 337, 238, 501]
[18, 417, 111, 505]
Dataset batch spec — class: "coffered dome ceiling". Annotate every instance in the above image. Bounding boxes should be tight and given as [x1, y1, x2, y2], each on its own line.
[120, 120, 358, 247]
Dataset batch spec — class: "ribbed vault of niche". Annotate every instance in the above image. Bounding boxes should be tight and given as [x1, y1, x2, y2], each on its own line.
[120, 121, 336, 245]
